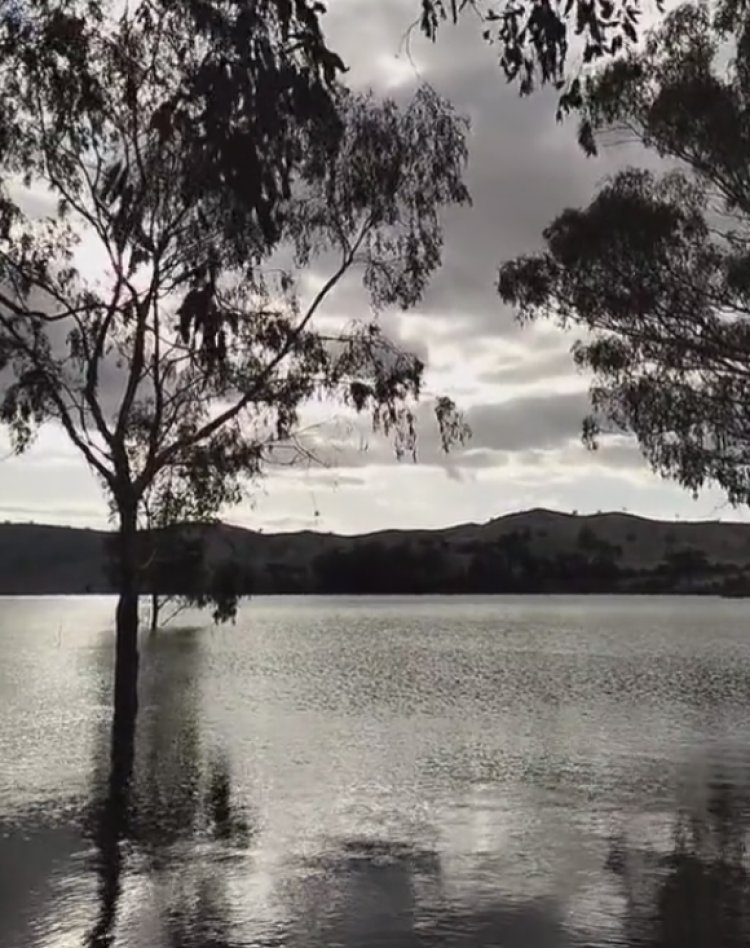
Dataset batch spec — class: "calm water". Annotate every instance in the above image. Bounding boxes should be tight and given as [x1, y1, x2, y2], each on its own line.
[2, 595, 750, 947]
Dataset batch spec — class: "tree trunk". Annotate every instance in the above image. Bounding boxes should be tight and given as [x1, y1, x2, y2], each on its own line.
[149, 592, 159, 634]
[90, 688, 136, 946]
[114, 500, 140, 724]
[95, 493, 140, 940]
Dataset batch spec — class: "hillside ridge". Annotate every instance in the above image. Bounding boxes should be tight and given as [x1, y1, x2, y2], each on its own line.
[2, 508, 750, 595]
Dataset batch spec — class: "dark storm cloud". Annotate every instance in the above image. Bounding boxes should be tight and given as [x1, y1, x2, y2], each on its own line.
[440, 436, 645, 476]
[575, 439, 646, 471]
[295, 0, 666, 494]
[475, 345, 581, 387]
[466, 390, 591, 452]
[302, 388, 593, 472]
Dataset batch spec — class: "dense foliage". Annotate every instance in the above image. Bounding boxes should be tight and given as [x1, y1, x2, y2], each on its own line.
[499, 3, 750, 508]
[300, 530, 732, 595]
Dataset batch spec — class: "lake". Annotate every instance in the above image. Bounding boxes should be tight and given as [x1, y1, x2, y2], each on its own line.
[2, 595, 750, 947]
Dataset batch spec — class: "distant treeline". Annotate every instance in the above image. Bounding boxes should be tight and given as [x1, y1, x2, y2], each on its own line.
[251, 527, 750, 596]
[4, 517, 750, 597]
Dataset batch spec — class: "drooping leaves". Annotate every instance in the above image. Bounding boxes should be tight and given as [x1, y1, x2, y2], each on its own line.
[419, 0, 662, 105]
[499, 4, 750, 506]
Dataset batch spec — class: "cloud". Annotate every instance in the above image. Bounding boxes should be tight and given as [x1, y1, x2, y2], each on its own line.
[287, 388, 592, 480]
[466, 390, 590, 452]
[475, 345, 581, 388]
[273, 469, 367, 489]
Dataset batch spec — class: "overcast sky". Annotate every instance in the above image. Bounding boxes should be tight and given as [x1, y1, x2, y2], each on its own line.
[0, 0, 746, 534]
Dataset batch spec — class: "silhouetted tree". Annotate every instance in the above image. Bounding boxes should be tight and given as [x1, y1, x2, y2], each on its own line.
[0, 0, 469, 720]
[577, 525, 598, 552]
[420, 0, 663, 103]
[142, 529, 205, 632]
[499, 3, 750, 513]
[140, 529, 252, 631]
[660, 546, 710, 583]
[139, 465, 252, 631]
[314, 540, 451, 594]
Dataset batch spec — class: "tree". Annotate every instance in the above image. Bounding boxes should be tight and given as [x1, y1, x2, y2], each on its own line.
[418, 0, 664, 102]
[138, 458, 252, 632]
[661, 546, 709, 582]
[0, 0, 469, 724]
[105, 450, 255, 631]
[138, 527, 252, 632]
[498, 3, 750, 513]
[142, 528, 205, 632]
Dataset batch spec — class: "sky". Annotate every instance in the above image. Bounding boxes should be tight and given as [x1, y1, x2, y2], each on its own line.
[0, 0, 747, 534]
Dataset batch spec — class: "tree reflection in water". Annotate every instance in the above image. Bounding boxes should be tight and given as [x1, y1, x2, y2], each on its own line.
[608, 775, 750, 948]
[278, 772, 750, 947]
[84, 628, 252, 948]
[282, 837, 569, 948]
[85, 708, 133, 948]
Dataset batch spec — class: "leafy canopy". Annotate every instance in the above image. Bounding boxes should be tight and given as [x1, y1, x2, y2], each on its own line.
[499, 3, 750, 505]
[419, 0, 662, 100]
[0, 0, 470, 545]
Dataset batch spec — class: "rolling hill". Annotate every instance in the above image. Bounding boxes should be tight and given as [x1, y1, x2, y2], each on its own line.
[3, 508, 750, 595]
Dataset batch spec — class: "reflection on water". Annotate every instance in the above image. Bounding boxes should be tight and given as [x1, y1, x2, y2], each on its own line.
[2, 596, 750, 946]
[83, 629, 252, 948]
[609, 777, 750, 948]
[283, 837, 567, 948]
